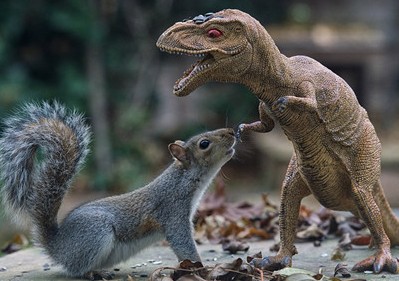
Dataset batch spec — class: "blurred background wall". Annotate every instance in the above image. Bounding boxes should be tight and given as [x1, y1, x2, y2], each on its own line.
[0, 0, 398, 220]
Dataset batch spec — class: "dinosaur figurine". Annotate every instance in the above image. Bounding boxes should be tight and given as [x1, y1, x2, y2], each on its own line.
[157, 9, 399, 274]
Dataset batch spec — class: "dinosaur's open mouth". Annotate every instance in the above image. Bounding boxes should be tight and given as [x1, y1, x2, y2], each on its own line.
[157, 45, 221, 96]
[173, 52, 215, 95]
[157, 43, 247, 96]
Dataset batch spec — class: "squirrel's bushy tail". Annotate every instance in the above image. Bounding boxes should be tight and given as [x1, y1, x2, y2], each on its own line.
[0, 101, 90, 246]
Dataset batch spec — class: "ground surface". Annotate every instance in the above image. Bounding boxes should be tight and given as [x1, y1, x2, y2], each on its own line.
[1, 237, 398, 281]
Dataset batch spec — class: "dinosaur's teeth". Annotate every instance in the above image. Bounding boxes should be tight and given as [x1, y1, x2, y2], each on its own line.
[196, 64, 210, 72]
[159, 46, 208, 57]
[174, 63, 209, 91]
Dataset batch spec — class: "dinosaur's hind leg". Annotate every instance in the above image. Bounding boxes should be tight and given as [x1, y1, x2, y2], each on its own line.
[373, 179, 399, 246]
[251, 154, 311, 270]
[351, 182, 398, 274]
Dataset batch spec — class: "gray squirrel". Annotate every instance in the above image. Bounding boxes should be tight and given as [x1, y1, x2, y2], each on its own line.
[0, 101, 237, 280]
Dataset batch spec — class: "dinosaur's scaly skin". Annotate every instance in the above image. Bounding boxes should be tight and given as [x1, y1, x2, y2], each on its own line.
[157, 9, 399, 274]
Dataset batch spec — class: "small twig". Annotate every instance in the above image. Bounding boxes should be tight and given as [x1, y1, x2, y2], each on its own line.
[152, 265, 209, 278]
[254, 267, 264, 281]
[214, 266, 258, 279]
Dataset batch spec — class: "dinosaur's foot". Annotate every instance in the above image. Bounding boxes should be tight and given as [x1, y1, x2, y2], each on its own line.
[84, 270, 114, 280]
[250, 255, 292, 271]
[352, 250, 398, 274]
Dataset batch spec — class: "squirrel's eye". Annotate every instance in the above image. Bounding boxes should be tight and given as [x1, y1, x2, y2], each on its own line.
[199, 139, 210, 149]
[207, 29, 223, 38]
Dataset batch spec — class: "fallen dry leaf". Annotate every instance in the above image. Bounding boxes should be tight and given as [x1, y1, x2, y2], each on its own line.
[337, 233, 352, 251]
[350, 235, 371, 246]
[171, 260, 207, 280]
[222, 239, 250, 254]
[207, 258, 253, 281]
[149, 268, 175, 281]
[331, 247, 346, 261]
[296, 223, 326, 241]
[1, 234, 29, 254]
[334, 263, 351, 278]
[246, 252, 263, 263]
[238, 226, 273, 240]
[272, 267, 327, 281]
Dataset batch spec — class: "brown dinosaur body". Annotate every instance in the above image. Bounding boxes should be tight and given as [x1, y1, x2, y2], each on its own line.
[157, 9, 399, 273]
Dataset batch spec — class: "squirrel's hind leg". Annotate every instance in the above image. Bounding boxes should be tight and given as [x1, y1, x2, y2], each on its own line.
[52, 211, 117, 278]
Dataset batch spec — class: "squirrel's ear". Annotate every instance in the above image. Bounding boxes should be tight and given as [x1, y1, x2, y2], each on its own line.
[174, 140, 185, 146]
[168, 143, 188, 164]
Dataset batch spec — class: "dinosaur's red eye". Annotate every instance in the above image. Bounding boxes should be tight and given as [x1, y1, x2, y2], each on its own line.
[207, 29, 223, 38]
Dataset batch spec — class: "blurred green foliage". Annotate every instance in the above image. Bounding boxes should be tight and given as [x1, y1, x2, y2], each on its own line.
[0, 1, 88, 109]
[0, 0, 287, 191]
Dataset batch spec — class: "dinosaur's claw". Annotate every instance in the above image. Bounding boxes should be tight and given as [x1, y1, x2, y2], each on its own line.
[272, 97, 288, 113]
[352, 251, 398, 274]
[235, 124, 246, 141]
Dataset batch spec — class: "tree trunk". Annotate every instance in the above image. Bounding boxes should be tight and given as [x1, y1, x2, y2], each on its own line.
[86, 1, 113, 187]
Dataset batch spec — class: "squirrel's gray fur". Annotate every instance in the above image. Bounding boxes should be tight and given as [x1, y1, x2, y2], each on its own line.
[0, 101, 91, 235]
[0, 101, 236, 279]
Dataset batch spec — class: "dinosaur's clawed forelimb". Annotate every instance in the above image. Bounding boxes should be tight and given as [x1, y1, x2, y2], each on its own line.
[237, 121, 269, 135]
[272, 96, 317, 113]
[237, 101, 275, 138]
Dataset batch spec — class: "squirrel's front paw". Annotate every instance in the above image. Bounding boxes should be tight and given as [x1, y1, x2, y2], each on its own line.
[272, 97, 288, 113]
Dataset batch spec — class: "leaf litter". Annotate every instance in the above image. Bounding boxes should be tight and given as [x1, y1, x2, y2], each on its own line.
[1, 234, 29, 254]
[1, 180, 371, 280]
[150, 180, 372, 280]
